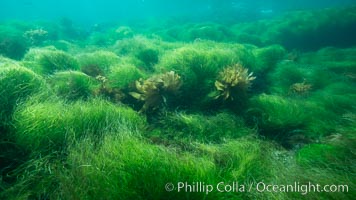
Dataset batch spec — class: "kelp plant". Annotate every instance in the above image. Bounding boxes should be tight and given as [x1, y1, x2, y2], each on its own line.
[94, 75, 124, 103]
[214, 63, 256, 101]
[130, 71, 181, 112]
[289, 79, 312, 96]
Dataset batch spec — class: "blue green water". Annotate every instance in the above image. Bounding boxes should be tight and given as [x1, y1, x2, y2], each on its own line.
[1, 0, 356, 23]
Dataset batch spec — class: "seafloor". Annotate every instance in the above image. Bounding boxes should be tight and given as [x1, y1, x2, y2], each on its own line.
[0, 5, 355, 200]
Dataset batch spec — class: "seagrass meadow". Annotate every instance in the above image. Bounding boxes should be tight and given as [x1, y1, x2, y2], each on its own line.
[0, 1, 355, 199]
